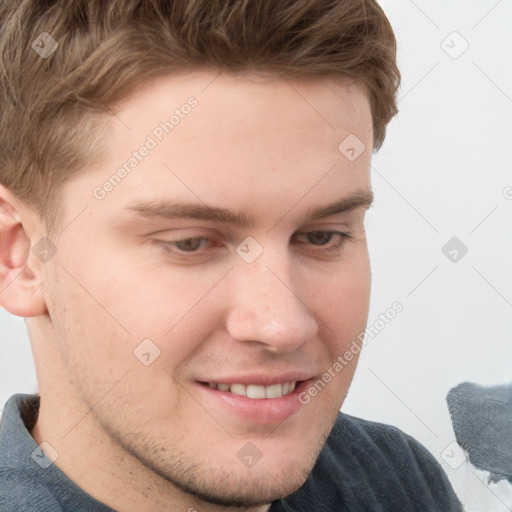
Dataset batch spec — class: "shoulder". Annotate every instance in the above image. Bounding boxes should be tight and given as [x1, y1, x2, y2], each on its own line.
[273, 413, 464, 511]
[327, 412, 437, 465]
[0, 469, 63, 512]
[329, 413, 463, 508]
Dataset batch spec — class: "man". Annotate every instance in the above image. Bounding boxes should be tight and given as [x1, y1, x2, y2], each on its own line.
[0, 0, 463, 510]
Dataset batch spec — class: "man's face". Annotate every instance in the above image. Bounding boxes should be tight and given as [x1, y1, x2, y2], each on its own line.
[36, 72, 373, 507]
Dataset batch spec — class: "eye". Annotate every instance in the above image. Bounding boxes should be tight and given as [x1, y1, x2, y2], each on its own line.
[158, 236, 213, 254]
[174, 237, 209, 252]
[293, 230, 351, 252]
[302, 231, 336, 245]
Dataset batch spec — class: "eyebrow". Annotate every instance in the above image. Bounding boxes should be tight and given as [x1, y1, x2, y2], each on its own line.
[306, 190, 373, 220]
[123, 190, 373, 228]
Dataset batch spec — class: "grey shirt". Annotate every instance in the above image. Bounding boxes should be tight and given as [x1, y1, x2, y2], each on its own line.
[0, 394, 464, 511]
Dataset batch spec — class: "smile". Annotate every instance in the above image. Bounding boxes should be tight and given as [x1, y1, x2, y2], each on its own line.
[205, 381, 297, 399]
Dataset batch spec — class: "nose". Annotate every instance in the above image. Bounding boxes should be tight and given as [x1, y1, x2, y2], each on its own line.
[225, 260, 318, 353]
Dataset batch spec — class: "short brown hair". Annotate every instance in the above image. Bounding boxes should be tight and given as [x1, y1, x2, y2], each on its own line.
[0, 0, 400, 235]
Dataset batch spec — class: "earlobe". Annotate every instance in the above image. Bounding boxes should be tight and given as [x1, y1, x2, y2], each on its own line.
[0, 185, 48, 317]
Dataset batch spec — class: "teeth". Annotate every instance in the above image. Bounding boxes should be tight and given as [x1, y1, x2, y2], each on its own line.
[207, 381, 297, 399]
[247, 385, 266, 399]
[230, 383, 246, 396]
[265, 384, 282, 399]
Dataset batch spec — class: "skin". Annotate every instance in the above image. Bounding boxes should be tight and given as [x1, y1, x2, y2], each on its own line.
[0, 71, 373, 511]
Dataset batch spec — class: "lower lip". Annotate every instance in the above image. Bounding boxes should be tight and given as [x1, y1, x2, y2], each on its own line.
[194, 380, 314, 424]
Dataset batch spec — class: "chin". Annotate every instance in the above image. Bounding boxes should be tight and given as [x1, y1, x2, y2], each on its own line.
[132, 434, 319, 508]
[167, 461, 313, 508]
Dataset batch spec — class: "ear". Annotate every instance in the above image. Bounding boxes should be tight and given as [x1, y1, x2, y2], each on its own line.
[0, 184, 48, 317]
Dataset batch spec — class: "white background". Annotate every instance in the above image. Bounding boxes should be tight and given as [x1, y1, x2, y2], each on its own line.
[1, 1, 511, 510]
[344, 1, 512, 509]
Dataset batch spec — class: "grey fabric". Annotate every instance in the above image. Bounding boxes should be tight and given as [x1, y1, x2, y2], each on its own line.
[447, 381, 512, 484]
[1, 394, 464, 511]
[0, 395, 113, 512]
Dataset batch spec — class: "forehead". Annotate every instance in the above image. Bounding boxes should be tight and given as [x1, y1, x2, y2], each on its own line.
[61, 71, 373, 226]
[114, 72, 372, 157]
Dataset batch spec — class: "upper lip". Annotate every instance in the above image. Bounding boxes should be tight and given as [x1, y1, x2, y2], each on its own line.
[197, 371, 315, 386]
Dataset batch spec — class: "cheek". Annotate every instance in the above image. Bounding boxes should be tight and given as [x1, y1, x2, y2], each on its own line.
[44, 253, 142, 390]
[314, 253, 371, 360]
[310, 250, 371, 322]
[98, 254, 232, 340]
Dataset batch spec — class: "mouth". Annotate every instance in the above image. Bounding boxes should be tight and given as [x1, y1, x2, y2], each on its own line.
[195, 378, 313, 424]
[200, 381, 297, 399]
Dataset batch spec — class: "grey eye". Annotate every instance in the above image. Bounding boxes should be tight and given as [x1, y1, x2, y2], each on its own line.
[305, 231, 334, 245]
[175, 238, 206, 251]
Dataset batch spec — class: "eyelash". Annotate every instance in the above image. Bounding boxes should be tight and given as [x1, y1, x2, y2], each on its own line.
[155, 230, 352, 257]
